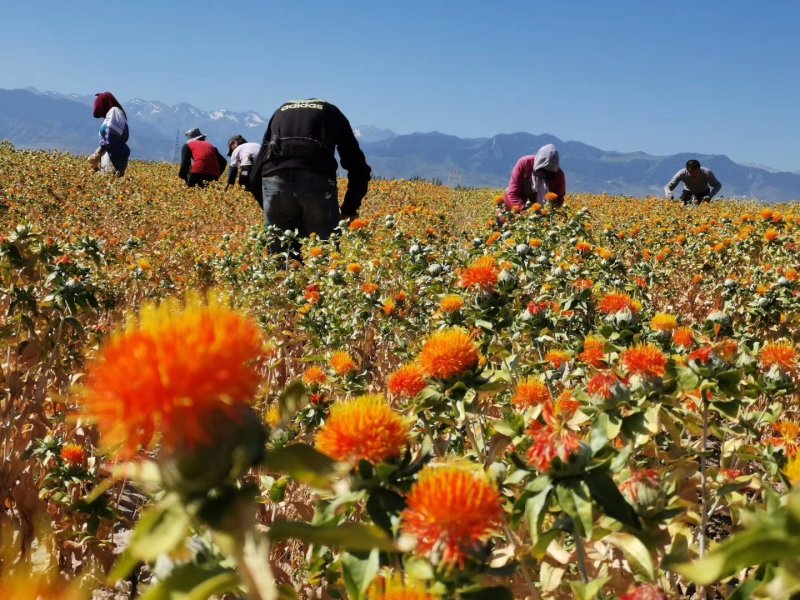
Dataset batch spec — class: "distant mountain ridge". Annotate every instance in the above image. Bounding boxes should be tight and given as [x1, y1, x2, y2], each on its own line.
[1, 87, 799, 202]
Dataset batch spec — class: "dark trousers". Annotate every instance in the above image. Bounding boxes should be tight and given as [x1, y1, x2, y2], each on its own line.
[262, 170, 340, 257]
[680, 188, 711, 205]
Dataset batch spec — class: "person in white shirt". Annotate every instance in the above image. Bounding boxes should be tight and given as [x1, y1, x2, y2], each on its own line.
[225, 135, 261, 191]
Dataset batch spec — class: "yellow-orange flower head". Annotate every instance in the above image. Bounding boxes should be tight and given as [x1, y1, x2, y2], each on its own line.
[303, 366, 328, 386]
[439, 294, 465, 313]
[418, 328, 480, 380]
[316, 395, 409, 464]
[60, 443, 87, 466]
[651, 313, 678, 332]
[458, 256, 499, 293]
[622, 344, 667, 378]
[401, 465, 503, 568]
[368, 576, 437, 600]
[330, 351, 358, 377]
[598, 292, 641, 315]
[387, 364, 428, 399]
[512, 378, 551, 410]
[760, 342, 797, 371]
[78, 293, 263, 457]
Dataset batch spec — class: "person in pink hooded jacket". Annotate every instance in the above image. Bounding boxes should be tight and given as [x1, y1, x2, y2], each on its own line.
[504, 143, 566, 210]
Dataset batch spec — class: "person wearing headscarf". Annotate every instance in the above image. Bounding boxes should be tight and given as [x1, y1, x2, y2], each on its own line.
[88, 92, 130, 176]
[504, 143, 566, 210]
[178, 128, 227, 187]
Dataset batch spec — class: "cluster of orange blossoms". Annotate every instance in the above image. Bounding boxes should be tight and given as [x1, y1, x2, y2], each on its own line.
[315, 395, 409, 464]
[598, 292, 641, 315]
[621, 344, 667, 378]
[418, 328, 480, 380]
[511, 378, 551, 410]
[457, 255, 499, 293]
[330, 351, 358, 377]
[77, 294, 264, 457]
[387, 364, 428, 399]
[401, 465, 503, 568]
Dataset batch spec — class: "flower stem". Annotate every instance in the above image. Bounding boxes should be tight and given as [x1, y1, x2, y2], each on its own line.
[700, 396, 709, 559]
[574, 530, 590, 584]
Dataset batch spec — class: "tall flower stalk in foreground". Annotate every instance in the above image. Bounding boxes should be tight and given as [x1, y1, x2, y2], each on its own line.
[75, 292, 274, 600]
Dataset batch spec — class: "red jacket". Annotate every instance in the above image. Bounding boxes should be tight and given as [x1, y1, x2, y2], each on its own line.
[186, 140, 223, 177]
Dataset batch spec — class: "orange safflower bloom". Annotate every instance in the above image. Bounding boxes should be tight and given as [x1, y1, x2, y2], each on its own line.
[330, 351, 358, 377]
[361, 282, 379, 295]
[387, 364, 428, 399]
[308, 247, 324, 258]
[349, 218, 368, 231]
[526, 420, 582, 473]
[439, 294, 464, 313]
[303, 366, 328, 386]
[512, 378, 551, 409]
[383, 298, 397, 315]
[316, 395, 409, 464]
[764, 229, 779, 243]
[77, 294, 263, 457]
[598, 292, 640, 315]
[368, 575, 436, 600]
[673, 327, 695, 350]
[418, 328, 480, 380]
[573, 278, 594, 291]
[760, 342, 797, 370]
[595, 246, 613, 260]
[545, 349, 571, 369]
[60, 443, 87, 466]
[529, 238, 543, 248]
[575, 241, 592, 254]
[580, 336, 606, 368]
[651, 313, 678, 332]
[0, 574, 84, 600]
[401, 465, 503, 568]
[622, 344, 667, 378]
[347, 262, 363, 274]
[769, 422, 800, 458]
[587, 372, 628, 400]
[458, 256, 499, 293]
[486, 231, 501, 245]
[545, 192, 559, 202]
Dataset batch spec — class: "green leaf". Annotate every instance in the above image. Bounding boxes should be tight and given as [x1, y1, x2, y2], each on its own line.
[458, 586, 513, 599]
[605, 532, 655, 581]
[476, 369, 511, 392]
[569, 575, 611, 600]
[262, 444, 339, 489]
[140, 564, 240, 600]
[570, 482, 595, 540]
[403, 556, 434, 580]
[676, 366, 700, 391]
[276, 379, 309, 423]
[585, 472, 640, 530]
[475, 319, 494, 332]
[715, 369, 743, 398]
[674, 529, 799, 585]
[342, 549, 380, 600]
[525, 487, 552, 548]
[109, 494, 190, 582]
[366, 487, 406, 534]
[268, 521, 396, 552]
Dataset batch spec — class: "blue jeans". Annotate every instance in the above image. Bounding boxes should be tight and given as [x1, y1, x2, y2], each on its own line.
[262, 171, 340, 256]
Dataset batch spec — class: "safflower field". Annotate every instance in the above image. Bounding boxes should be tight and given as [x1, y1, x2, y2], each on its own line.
[2, 141, 800, 599]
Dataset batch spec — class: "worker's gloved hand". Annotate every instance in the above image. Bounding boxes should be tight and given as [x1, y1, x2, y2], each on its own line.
[87, 153, 101, 171]
[667, 193, 674, 200]
[340, 212, 359, 222]
[701, 196, 711, 203]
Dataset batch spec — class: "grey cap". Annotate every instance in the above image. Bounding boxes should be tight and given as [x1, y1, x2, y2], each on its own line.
[185, 127, 206, 141]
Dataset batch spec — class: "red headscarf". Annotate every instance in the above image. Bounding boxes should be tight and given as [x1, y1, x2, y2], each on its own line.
[93, 92, 125, 119]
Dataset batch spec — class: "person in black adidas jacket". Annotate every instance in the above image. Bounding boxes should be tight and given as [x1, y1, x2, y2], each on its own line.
[248, 99, 371, 256]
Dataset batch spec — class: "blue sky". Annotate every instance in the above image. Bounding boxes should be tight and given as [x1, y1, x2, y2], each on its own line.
[1, 0, 798, 171]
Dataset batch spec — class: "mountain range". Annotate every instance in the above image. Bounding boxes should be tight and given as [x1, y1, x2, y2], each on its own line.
[1, 87, 798, 202]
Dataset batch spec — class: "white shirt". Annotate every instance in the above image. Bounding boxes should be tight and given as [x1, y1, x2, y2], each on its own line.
[230, 142, 261, 167]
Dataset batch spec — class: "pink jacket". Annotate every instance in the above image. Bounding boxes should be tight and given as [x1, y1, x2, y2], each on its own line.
[504, 149, 566, 210]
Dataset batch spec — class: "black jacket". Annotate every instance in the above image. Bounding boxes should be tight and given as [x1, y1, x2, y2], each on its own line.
[249, 100, 371, 214]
